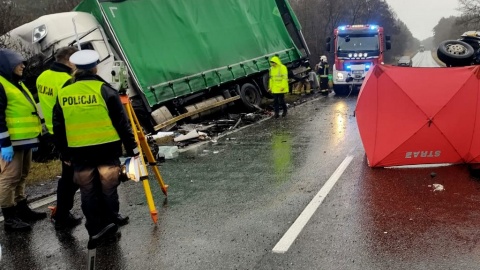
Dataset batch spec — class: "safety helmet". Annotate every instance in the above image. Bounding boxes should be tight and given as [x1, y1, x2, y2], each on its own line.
[320, 55, 327, 62]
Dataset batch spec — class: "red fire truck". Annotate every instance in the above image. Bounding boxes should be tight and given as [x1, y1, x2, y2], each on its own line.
[326, 24, 391, 95]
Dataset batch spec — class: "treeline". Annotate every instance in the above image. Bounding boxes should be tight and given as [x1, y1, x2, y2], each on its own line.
[289, 0, 420, 64]
[430, 0, 480, 49]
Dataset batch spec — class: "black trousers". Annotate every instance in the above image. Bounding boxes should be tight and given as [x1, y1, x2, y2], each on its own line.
[320, 76, 329, 90]
[73, 159, 121, 236]
[273, 93, 287, 116]
[55, 161, 78, 220]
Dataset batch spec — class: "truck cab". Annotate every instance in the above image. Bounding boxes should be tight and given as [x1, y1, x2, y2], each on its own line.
[326, 24, 391, 95]
[2, 12, 119, 90]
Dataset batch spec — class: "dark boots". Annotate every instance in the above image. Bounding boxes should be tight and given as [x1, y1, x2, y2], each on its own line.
[15, 199, 47, 222]
[114, 214, 129, 226]
[2, 206, 31, 232]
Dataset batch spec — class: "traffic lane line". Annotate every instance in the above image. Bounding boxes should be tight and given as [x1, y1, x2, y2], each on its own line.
[272, 155, 354, 254]
[0, 192, 74, 222]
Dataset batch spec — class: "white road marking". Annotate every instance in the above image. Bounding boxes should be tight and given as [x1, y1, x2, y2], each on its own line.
[0, 192, 73, 222]
[385, 163, 454, 169]
[272, 155, 354, 254]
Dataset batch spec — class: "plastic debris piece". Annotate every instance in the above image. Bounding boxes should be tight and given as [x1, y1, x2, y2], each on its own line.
[157, 146, 179, 159]
[432, 183, 444, 192]
[174, 130, 199, 142]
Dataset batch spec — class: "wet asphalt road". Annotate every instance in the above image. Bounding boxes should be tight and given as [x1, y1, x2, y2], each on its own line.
[1, 93, 480, 270]
[412, 51, 441, 68]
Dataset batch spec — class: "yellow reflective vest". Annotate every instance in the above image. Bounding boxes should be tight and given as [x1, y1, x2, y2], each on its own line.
[268, 56, 289, 94]
[36, 70, 71, 134]
[0, 76, 41, 142]
[58, 80, 120, 147]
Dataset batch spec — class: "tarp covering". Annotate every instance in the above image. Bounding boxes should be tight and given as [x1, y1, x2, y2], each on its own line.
[356, 65, 480, 167]
[75, 0, 304, 107]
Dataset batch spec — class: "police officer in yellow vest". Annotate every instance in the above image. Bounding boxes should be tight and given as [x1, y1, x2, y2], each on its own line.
[36, 46, 82, 231]
[0, 49, 45, 232]
[268, 56, 288, 118]
[52, 50, 138, 247]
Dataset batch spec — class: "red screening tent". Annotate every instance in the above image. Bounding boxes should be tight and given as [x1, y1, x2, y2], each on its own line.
[356, 65, 480, 167]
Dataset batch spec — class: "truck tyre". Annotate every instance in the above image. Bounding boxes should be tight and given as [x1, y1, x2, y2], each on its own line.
[239, 83, 262, 110]
[437, 40, 474, 67]
[333, 85, 348, 96]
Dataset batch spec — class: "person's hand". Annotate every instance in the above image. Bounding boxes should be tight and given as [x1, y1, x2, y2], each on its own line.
[1, 146, 14, 162]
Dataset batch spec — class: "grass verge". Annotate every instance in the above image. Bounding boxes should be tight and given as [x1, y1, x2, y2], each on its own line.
[27, 159, 61, 185]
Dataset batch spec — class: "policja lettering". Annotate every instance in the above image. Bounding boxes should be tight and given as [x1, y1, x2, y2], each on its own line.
[62, 94, 98, 106]
[39, 85, 53, 96]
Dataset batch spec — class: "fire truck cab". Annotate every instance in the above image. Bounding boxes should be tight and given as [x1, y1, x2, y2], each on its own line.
[326, 24, 391, 95]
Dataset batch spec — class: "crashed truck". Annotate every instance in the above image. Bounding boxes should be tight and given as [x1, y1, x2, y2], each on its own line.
[2, 0, 310, 133]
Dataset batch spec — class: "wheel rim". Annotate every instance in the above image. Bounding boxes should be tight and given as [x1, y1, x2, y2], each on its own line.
[446, 44, 468, 55]
[244, 87, 259, 105]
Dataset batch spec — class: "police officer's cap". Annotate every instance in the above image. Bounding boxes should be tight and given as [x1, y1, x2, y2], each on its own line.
[69, 49, 99, 70]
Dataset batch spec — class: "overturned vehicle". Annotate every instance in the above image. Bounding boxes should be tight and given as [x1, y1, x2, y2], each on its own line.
[437, 31, 480, 67]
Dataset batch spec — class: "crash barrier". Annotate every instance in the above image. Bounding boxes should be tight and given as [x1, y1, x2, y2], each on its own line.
[356, 65, 480, 167]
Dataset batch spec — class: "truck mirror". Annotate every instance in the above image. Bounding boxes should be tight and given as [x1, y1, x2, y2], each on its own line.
[326, 37, 331, 43]
[386, 41, 392, 50]
[386, 35, 391, 41]
[326, 42, 331, 52]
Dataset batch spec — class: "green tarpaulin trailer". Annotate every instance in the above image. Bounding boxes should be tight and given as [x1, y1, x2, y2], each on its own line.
[74, 0, 309, 129]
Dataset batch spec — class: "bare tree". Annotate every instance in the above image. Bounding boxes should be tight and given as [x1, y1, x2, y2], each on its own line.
[457, 0, 480, 27]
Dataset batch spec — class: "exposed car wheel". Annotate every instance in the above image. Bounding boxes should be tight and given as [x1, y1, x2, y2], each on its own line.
[239, 83, 262, 110]
[437, 40, 474, 66]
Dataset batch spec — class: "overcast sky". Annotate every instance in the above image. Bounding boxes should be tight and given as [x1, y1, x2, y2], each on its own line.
[384, 0, 461, 41]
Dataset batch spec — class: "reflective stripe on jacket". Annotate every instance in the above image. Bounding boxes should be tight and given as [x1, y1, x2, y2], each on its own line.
[58, 80, 120, 147]
[319, 63, 329, 77]
[37, 70, 71, 134]
[0, 76, 41, 143]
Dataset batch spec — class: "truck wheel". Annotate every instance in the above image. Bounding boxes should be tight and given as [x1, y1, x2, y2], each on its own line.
[333, 85, 348, 96]
[437, 40, 474, 67]
[239, 83, 262, 110]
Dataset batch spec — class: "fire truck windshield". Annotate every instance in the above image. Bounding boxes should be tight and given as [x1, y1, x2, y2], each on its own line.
[337, 34, 379, 52]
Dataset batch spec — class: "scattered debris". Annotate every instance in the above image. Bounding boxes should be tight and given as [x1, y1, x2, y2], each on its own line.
[157, 146, 179, 159]
[174, 130, 200, 142]
[431, 183, 445, 192]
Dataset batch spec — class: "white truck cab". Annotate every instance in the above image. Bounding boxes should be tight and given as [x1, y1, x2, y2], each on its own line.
[2, 12, 124, 91]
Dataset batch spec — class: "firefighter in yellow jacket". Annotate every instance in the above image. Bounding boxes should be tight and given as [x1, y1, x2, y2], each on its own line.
[0, 49, 45, 232]
[36, 46, 82, 231]
[268, 56, 289, 118]
[53, 50, 138, 248]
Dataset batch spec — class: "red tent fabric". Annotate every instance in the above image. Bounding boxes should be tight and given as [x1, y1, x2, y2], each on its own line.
[356, 65, 480, 167]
